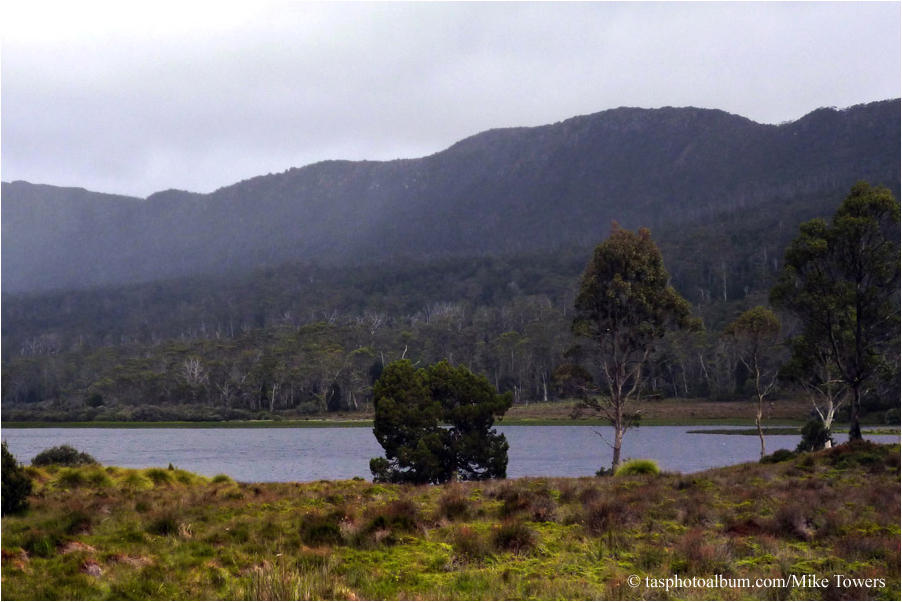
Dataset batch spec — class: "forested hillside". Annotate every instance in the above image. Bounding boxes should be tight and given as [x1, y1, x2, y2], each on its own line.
[4, 184, 899, 423]
[2, 100, 899, 423]
[3, 100, 899, 293]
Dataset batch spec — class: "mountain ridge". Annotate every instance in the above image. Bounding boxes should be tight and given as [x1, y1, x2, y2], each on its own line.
[3, 99, 899, 293]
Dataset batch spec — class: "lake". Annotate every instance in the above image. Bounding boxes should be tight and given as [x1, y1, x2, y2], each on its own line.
[2, 426, 897, 482]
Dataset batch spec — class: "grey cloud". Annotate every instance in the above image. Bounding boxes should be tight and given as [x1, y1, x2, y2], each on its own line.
[2, 1, 899, 198]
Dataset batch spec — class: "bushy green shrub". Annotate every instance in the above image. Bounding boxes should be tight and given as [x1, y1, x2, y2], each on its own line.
[828, 440, 889, 472]
[614, 459, 660, 476]
[2, 441, 33, 515]
[760, 449, 797, 464]
[31, 444, 97, 467]
[797, 420, 834, 452]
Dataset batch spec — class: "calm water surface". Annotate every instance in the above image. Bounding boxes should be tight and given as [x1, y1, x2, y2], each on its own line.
[2, 426, 897, 482]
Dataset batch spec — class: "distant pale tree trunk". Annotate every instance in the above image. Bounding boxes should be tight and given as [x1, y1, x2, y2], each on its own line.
[724, 306, 781, 457]
[783, 332, 848, 449]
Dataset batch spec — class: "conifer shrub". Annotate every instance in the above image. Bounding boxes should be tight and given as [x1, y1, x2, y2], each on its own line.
[2, 441, 33, 515]
[796, 420, 834, 452]
[371, 360, 512, 484]
[31, 444, 97, 467]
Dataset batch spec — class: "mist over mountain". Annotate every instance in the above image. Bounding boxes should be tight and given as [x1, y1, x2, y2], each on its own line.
[2, 100, 899, 293]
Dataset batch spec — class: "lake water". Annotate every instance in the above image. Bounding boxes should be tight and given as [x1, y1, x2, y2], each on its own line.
[2, 426, 897, 482]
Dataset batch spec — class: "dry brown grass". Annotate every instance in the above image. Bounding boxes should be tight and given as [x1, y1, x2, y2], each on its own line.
[504, 397, 813, 422]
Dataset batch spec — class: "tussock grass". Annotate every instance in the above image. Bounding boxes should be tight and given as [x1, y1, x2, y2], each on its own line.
[118, 470, 154, 491]
[2, 442, 899, 600]
[615, 458, 661, 476]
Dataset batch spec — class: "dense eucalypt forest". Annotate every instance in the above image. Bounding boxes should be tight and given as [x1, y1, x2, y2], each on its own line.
[2, 183, 899, 434]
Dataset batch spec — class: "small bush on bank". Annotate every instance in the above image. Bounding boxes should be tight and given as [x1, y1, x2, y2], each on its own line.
[615, 459, 660, 476]
[760, 449, 797, 464]
[2, 441, 33, 515]
[827, 440, 896, 472]
[31, 445, 97, 467]
[796, 420, 834, 452]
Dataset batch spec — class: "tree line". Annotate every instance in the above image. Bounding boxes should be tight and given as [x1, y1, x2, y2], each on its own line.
[366, 182, 899, 480]
[2, 185, 898, 434]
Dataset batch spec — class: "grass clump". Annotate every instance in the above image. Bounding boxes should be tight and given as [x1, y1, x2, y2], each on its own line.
[118, 470, 154, 491]
[299, 512, 344, 546]
[143, 467, 173, 486]
[491, 520, 537, 555]
[450, 525, 493, 562]
[365, 499, 419, 534]
[54, 467, 89, 489]
[438, 490, 471, 521]
[145, 510, 181, 537]
[614, 458, 660, 476]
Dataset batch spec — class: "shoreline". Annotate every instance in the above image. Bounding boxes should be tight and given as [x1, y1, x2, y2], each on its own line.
[3, 418, 896, 431]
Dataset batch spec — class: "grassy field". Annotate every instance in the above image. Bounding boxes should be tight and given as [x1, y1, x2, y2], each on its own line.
[2, 396, 831, 429]
[503, 397, 816, 425]
[2, 441, 899, 600]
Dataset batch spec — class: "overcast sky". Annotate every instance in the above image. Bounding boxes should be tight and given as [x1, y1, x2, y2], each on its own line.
[2, 1, 899, 198]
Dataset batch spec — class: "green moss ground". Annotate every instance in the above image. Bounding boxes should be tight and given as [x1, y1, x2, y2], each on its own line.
[2, 442, 899, 600]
